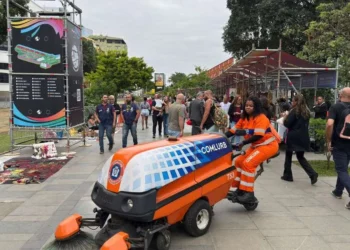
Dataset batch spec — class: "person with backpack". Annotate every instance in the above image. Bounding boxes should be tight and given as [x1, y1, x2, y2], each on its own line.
[200, 90, 220, 132]
[326, 87, 350, 209]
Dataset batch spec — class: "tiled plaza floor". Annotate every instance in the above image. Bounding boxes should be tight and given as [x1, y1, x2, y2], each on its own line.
[0, 122, 348, 250]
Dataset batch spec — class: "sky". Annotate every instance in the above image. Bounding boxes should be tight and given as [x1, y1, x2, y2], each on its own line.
[34, 0, 231, 83]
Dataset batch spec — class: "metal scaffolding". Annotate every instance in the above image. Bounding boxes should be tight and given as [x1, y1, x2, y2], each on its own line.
[6, 0, 86, 153]
[210, 41, 339, 105]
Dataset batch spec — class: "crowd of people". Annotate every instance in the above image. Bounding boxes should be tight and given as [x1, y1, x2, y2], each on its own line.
[90, 87, 350, 209]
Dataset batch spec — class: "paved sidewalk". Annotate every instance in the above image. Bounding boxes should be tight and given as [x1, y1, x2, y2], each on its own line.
[0, 122, 349, 250]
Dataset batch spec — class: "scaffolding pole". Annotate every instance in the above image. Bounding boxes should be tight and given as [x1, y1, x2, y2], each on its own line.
[6, 0, 14, 153]
[281, 70, 299, 94]
[276, 40, 282, 99]
[335, 58, 340, 103]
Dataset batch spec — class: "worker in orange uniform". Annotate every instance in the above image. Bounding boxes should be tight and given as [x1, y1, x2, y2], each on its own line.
[225, 96, 279, 203]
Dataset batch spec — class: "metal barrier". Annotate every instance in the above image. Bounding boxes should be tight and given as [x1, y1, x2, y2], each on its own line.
[0, 107, 89, 155]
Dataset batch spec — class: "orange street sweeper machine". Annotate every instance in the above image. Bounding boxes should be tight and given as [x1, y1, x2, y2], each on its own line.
[44, 133, 265, 250]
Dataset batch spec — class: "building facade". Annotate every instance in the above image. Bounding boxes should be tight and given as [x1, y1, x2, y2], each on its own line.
[89, 35, 128, 53]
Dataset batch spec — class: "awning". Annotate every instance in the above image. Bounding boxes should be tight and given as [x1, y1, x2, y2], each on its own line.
[210, 49, 338, 92]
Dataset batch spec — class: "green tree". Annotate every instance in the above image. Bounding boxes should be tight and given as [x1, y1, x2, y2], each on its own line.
[0, 0, 29, 44]
[82, 39, 97, 74]
[168, 72, 187, 86]
[222, 0, 338, 58]
[298, 2, 350, 87]
[85, 51, 154, 105]
[165, 67, 211, 96]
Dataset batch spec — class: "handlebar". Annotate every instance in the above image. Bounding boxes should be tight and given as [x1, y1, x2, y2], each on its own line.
[232, 150, 245, 160]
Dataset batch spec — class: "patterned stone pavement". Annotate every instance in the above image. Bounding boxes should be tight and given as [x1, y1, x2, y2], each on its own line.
[0, 122, 349, 250]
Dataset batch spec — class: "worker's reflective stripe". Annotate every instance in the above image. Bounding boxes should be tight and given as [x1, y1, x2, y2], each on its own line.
[246, 127, 271, 135]
[240, 181, 254, 187]
[254, 136, 276, 147]
[254, 128, 266, 134]
[242, 170, 255, 178]
[236, 167, 242, 172]
[234, 177, 240, 181]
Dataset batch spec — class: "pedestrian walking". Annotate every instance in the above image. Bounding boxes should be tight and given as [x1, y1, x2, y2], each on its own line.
[189, 91, 204, 135]
[168, 94, 185, 138]
[95, 95, 116, 154]
[163, 96, 170, 137]
[152, 94, 164, 138]
[200, 90, 219, 132]
[281, 94, 318, 184]
[120, 94, 140, 148]
[109, 95, 121, 144]
[140, 97, 150, 130]
[326, 87, 350, 209]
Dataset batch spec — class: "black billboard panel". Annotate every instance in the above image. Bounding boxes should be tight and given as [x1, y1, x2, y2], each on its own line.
[68, 109, 84, 127]
[68, 76, 84, 111]
[67, 21, 83, 77]
[11, 19, 65, 73]
[12, 75, 66, 127]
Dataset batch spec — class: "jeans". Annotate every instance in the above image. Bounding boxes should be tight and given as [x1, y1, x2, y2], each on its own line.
[163, 113, 169, 136]
[283, 151, 317, 179]
[122, 123, 138, 148]
[153, 115, 163, 136]
[99, 124, 113, 152]
[333, 147, 350, 196]
[230, 121, 241, 146]
[168, 129, 181, 138]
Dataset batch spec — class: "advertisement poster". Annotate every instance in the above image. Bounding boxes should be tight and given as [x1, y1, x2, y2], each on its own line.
[12, 75, 66, 127]
[155, 73, 165, 90]
[67, 21, 84, 126]
[11, 19, 64, 73]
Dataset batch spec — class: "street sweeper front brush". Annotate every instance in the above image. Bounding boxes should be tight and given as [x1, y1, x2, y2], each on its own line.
[42, 231, 99, 250]
[42, 213, 103, 250]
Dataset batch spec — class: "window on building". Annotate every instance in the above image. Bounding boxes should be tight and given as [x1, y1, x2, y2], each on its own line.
[0, 73, 9, 83]
[0, 63, 8, 70]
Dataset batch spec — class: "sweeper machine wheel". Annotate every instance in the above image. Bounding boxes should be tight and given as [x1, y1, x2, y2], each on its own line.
[243, 202, 259, 211]
[149, 230, 171, 250]
[183, 199, 212, 237]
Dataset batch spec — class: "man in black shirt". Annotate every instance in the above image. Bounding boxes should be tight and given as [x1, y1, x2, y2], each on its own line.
[326, 88, 350, 209]
[313, 96, 328, 119]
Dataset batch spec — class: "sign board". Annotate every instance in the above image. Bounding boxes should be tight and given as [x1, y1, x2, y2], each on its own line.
[11, 19, 64, 73]
[207, 58, 235, 79]
[12, 75, 66, 127]
[33, 142, 58, 159]
[67, 21, 84, 126]
[155, 73, 165, 91]
[10, 18, 85, 128]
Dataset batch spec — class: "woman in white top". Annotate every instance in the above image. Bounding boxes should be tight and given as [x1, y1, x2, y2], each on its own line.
[140, 97, 150, 130]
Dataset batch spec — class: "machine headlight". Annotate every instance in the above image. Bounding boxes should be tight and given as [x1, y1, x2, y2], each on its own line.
[122, 198, 134, 212]
[127, 199, 134, 208]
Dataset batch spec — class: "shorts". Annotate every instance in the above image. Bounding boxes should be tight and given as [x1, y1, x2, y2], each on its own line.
[141, 109, 150, 116]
